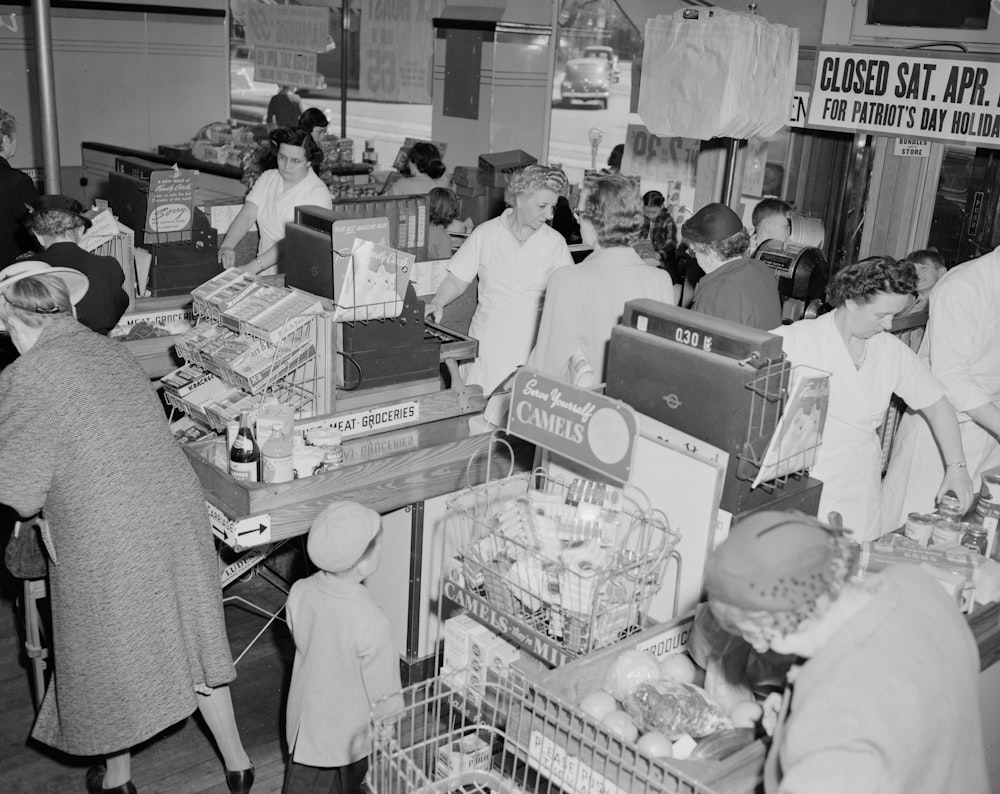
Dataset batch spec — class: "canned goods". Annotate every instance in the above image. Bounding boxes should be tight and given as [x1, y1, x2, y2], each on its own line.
[962, 523, 989, 556]
[930, 516, 963, 547]
[938, 492, 963, 517]
[904, 512, 935, 546]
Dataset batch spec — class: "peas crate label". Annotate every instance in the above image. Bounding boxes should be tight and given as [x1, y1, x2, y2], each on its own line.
[507, 367, 638, 484]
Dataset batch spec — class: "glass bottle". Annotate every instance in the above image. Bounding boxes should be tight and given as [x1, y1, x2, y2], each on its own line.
[261, 422, 293, 483]
[229, 410, 260, 482]
[320, 429, 346, 472]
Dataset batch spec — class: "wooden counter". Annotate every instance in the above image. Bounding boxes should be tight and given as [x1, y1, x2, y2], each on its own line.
[183, 416, 531, 546]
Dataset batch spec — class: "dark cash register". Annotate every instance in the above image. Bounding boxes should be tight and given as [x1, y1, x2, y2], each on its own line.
[605, 299, 824, 522]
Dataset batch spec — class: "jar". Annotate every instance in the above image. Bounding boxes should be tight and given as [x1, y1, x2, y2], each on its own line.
[904, 513, 935, 546]
[929, 515, 963, 547]
[961, 522, 989, 556]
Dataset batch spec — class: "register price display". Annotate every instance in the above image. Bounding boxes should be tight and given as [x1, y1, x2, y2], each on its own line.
[808, 47, 1000, 148]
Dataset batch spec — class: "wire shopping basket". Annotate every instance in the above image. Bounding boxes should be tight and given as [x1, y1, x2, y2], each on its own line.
[444, 467, 681, 659]
[367, 672, 718, 794]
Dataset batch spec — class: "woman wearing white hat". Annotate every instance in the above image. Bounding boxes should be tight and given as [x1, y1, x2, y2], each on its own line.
[0, 261, 254, 794]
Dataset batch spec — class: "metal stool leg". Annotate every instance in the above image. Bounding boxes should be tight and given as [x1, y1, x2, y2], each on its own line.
[23, 578, 49, 710]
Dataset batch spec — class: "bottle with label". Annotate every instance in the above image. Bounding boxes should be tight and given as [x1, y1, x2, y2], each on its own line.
[363, 140, 378, 167]
[229, 410, 260, 482]
[320, 429, 346, 472]
[261, 422, 294, 484]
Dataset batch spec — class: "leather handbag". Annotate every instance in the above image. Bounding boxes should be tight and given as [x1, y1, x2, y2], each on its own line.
[4, 518, 48, 580]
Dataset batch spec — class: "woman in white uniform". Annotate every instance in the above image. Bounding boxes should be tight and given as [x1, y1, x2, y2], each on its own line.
[882, 246, 1000, 533]
[218, 127, 333, 277]
[427, 165, 573, 394]
[771, 256, 972, 540]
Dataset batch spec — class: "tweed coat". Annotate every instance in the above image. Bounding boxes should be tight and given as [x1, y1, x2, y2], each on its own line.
[0, 317, 235, 755]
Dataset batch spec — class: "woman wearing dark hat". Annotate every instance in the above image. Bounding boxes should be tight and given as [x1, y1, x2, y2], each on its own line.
[25, 194, 129, 334]
[770, 256, 971, 540]
[705, 510, 987, 794]
[0, 261, 255, 794]
[681, 202, 781, 330]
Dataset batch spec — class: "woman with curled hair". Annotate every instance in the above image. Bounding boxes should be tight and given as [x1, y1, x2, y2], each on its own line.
[25, 194, 128, 334]
[218, 126, 331, 278]
[297, 107, 329, 144]
[388, 141, 449, 196]
[0, 260, 255, 794]
[427, 164, 573, 393]
[770, 256, 972, 539]
[528, 174, 674, 385]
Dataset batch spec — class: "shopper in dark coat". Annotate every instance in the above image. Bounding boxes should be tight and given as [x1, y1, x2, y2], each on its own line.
[0, 108, 39, 267]
[25, 194, 129, 334]
[0, 261, 255, 794]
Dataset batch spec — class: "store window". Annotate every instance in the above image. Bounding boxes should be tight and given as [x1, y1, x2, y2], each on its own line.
[228, 0, 438, 169]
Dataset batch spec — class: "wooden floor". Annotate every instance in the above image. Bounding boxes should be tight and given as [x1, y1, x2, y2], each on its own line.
[0, 565, 296, 794]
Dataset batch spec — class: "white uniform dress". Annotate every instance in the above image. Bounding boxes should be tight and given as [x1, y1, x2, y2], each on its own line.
[882, 247, 1000, 533]
[771, 312, 944, 540]
[448, 209, 573, 394]
[245, 169, 333, 275]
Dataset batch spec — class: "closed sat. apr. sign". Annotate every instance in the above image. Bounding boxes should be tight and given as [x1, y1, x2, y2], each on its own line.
[507, 367, 639, 483]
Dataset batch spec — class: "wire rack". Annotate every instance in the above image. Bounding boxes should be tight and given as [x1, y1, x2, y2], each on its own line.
[368, 673, 718, 794]
[445, 469, 680, 660]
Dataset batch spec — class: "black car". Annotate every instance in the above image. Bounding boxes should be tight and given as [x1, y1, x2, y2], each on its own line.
[560, 58, 611, 109]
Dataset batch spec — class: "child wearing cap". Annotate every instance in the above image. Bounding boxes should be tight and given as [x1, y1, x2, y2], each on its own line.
[283, 500, 403, 793]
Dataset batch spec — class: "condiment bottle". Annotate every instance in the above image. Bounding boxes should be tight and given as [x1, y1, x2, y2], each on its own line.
[261, 422, 293, 483]
[320, 429, 346, 471]
[229, 410, 260, 482]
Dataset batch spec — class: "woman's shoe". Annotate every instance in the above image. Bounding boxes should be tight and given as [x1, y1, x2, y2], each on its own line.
[85, 766, 138, 794]
[225, 764, 255, 794]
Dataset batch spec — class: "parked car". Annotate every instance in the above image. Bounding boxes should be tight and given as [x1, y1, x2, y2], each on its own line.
[582, 45, 620, 83]
[560, 57, 611, 109]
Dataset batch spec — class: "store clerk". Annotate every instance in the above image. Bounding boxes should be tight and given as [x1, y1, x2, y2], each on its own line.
[218, 126, 332, 277]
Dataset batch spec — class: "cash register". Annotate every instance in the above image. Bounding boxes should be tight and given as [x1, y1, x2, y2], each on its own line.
[283, 206, 476, 392]
[605, 299, 823, 522]
[753, 214, 830, 323]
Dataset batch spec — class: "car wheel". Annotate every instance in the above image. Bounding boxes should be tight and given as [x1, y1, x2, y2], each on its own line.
[599, 99, 608, 110]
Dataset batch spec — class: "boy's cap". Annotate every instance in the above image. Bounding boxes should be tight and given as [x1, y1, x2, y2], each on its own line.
[682, 202, 744, 244]
[307, 500, 381, 573]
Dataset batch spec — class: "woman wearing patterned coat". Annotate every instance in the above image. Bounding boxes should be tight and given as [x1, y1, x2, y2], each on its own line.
[0, 261, 255, 794]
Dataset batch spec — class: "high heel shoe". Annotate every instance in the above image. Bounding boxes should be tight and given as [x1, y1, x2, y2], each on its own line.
[85, 766, 138, 794]
[225, 764, 255, 794]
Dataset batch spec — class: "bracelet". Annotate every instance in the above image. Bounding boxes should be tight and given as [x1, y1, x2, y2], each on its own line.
[946, 462, 968, 469]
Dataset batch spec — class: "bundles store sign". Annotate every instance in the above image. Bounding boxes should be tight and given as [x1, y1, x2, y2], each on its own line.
[507, 367, 639, 484]
[807, 46, 1000, 149]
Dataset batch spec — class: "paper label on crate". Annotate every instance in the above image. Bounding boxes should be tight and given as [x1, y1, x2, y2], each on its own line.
[298, 400, 419, 439]
[205, 501, 271, 548]
[527, 731, 628, 794]
[632, 614, 695, 659]
[507, 367, 638, 484]
[442, 580, 572, 667]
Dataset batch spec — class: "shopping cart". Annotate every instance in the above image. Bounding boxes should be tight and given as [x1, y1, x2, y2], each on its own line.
[367, 672, 719, 794]
[445, 468, 681, 659]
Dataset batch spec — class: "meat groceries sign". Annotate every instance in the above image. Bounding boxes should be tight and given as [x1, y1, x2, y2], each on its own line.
[807, 46, 1000, 149]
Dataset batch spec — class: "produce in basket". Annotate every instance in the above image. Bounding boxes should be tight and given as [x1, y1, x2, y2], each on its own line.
[603, 649, 662, 702]
[621, 679, 733, 738]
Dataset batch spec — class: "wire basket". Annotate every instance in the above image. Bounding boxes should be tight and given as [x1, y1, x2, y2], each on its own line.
[367, 673, 718, 794]
[445, 469, 680, 658]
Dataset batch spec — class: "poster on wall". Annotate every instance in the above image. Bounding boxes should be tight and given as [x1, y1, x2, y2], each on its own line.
[245, 4, 327, 89]
[807, 46, 1000, 150]
[359, 0, 443, 103]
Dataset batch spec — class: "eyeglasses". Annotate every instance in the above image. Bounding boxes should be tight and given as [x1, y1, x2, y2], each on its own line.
[276, 153, 305, 166]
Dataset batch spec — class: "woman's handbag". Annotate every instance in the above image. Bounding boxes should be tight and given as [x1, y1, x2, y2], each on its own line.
[4, 518, 49, 579]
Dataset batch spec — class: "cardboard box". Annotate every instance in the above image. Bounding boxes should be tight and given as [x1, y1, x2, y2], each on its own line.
[443, 615, 494, 672]
[435, 733, 491, 780]
[477, 149, 537, 188]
